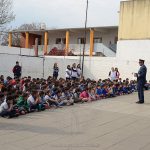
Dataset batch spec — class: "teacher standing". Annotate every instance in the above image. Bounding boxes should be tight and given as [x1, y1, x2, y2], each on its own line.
[135, 59, 147, 104]
[53, 63, 59, 80]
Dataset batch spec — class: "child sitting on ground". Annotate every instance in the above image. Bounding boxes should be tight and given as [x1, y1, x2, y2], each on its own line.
[27, 90, 39, 112]
[45, 90, 63, 108]
[38, 91, 49, 109]
[17, 92, 29, 114]
[88, 88, 96, 101]
[51, 90, 64, 107]
[79, 88, 90, 102]
[96, 85, 102, 100]
[0, 95, 19, 118]
[101, 85, 108, 98]
[35, 91, 45, 111]
[61, 88, 74, 106]
[72, 88, 82, 103]
[107, 84, 115, 97]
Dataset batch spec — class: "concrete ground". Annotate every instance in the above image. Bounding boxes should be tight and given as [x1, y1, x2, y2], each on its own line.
[1, 91, 150, 150]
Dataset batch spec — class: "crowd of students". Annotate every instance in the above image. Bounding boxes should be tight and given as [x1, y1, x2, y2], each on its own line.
[0, 76, 140, 119]
[0, 63, 150, 119]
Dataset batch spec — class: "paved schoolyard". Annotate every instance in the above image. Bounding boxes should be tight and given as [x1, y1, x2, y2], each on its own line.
[1, 91, 150, 150]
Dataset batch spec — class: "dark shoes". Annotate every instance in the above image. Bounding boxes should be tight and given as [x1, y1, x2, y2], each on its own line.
[136, 101, 144, 104]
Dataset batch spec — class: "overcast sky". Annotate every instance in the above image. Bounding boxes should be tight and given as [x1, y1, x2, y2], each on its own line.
[11, 0, 122, 29]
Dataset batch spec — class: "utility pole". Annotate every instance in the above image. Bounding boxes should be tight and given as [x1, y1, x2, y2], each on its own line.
[82, 0, 89, 76]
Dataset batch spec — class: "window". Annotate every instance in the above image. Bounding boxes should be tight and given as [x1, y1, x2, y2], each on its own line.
[77, 38, 86, 44]
[94, 37, 102, 43]
[56, 38, 61, 44]
[56, 38, 66, 44]
[62, 38, 66, 44]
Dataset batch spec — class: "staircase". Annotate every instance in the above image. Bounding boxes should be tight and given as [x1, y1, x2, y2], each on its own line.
[94, 43, 116, 57]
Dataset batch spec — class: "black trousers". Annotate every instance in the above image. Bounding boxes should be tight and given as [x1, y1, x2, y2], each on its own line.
[14, 74, 21, 78]
[137, 83, 144, 102]
[0, 110, 17, 118]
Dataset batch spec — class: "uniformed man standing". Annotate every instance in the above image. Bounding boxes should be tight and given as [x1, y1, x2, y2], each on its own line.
[135, 59, 147, 104]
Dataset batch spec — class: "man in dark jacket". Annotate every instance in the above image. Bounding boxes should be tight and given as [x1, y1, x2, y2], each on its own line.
[13, 61, 22, 78]
[135, 59, 147, 104]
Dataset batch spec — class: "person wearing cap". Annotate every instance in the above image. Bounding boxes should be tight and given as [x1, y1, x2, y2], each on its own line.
[134, 59, 147, 104]
[12, 61, 22, 78]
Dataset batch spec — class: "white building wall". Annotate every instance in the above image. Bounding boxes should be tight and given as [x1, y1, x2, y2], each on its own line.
[94, 29, 118, 47]
[0, 46, 149, 80]
[2, 34, 150, 81]
[0, 53, 43, 78]
[45, 29, 117, 52]
[48, 31, 66, 45]
[70, 31, 90, 44]
[116, 40, 150, 80]
[117, 40, 150, 61]
[47, 31, 90, 46]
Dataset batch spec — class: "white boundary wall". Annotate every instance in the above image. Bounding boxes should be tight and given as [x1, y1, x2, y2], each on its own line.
[0, 43, 150, 80]
[116, 40, 150, 80]
[117, 40, 150, 61]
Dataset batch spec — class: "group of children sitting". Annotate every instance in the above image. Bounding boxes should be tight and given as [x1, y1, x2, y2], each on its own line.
[0, 74, 149, 118]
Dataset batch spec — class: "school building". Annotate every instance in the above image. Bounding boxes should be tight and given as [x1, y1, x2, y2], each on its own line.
[8, 26, 118, 57]
[117, 0, 150, 61]
[1, 0, 150, 80]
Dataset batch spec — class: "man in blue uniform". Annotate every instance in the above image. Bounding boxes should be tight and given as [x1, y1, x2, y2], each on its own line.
[135, 59, 147, 104]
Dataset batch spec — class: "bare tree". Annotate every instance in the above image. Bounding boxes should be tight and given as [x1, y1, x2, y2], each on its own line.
[13, 23, 41, 46]
[0, 0, 15, 44]
[18, 23, 41, 31]
[1, 23, 42, 46]
[0, 0, 15, 28]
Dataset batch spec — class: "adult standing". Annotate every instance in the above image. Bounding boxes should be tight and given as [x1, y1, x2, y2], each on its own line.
[65, 65, 72, 80]
[135, 59, 147, 104]
[109, 67, 117, 81]
[53, 63, 59, 80]
[12, 61, 22, 78]
[71, 63, 78, 81]
[115, 68, 120, 79]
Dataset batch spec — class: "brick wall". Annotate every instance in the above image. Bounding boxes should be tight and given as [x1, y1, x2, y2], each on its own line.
[20, 33, 41, 48]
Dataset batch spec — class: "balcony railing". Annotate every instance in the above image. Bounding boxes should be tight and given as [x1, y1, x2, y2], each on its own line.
[34, 43, 116, 57]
